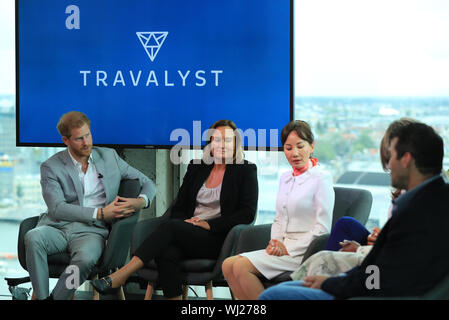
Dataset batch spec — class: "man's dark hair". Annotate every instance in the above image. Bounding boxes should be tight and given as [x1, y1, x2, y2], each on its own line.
[389, 122, 443, 175]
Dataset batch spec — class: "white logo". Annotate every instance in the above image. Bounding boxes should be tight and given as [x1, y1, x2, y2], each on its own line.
[136, 31, 168, 62]
[80, 31, 224, 87]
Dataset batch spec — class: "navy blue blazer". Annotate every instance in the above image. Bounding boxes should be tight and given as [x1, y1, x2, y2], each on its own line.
[322, 175, 449, 299]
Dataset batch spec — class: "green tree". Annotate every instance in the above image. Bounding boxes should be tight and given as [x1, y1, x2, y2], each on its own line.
[352, 130, 375, 154]
[328, 133, 351, 158]
[314, 140, 337, 162]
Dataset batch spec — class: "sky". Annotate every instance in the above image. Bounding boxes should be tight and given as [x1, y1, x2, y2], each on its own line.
[1, 0, 449, 96]
[295, 0, 449, 97]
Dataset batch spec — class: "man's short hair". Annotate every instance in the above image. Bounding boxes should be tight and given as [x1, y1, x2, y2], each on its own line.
[389, 122, 443, 176]
[380, 118, 418, 171]
[57, 111, 90, 138]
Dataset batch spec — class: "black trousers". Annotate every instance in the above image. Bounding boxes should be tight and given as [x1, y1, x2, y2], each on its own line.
[133, 219, 226, 298]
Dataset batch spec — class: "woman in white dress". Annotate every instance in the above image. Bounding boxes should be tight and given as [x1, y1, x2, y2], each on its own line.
[222, 120, 334, 300]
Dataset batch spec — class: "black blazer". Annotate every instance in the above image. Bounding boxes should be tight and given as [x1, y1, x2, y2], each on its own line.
[322, 175, 449, 299]
[170, 160, 259, 235]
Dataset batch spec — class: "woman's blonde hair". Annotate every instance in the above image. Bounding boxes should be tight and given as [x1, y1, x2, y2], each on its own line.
[202, 120, 244, 164]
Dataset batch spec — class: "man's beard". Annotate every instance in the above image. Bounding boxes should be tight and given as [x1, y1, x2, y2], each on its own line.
[74, 145, 92, 157]
[391, 173, 408, 191]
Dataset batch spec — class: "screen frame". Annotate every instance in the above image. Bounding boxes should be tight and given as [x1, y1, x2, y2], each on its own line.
[15, 0, 294, 151]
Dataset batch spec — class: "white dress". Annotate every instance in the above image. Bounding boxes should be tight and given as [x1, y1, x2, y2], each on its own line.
[240, 164, 334, 279]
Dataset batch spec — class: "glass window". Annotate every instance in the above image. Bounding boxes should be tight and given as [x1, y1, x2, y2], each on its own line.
[179, 1, 449, 230]
[0, 0, 64, 298]
[293, 0, 449, 230]
[2, 0, 449, 299]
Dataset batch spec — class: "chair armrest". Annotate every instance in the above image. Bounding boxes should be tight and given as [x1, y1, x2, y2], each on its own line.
[235, 223, 271, 254]
[96, 178, 142, 275]
[118, 178, 141, 198]
[210, 224, 252, 281]
[349, 296, 414, 300]
[302, 233, 330, 262]
[98, 213, 139, 275]
[130, 205, 172, 253]
[351, 271, 449, 300]
[17, 216, 40, 271]
[130, 217, 168, 254]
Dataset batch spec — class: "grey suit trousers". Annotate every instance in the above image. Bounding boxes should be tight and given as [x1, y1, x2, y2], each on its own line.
[24, 224, 104, 300]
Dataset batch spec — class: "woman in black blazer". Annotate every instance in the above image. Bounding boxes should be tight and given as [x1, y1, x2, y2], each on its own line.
[92, 120, 259, 299]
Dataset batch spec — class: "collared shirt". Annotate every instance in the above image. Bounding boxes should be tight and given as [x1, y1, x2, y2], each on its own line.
[68, 149, 106, 219]
[68, 149, 150, 220]
[271, 165, 334, 258]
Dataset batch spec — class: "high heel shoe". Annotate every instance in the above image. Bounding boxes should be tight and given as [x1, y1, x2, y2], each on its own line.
[91, 276, 120, 294]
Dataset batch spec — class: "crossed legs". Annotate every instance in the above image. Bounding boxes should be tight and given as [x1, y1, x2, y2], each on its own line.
[105, 255, 144, 289]
[101, 219, 224, 299]
[222, 255, 265, 300]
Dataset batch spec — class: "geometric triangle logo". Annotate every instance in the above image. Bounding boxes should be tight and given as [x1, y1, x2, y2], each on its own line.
[136, 31, 168, 62]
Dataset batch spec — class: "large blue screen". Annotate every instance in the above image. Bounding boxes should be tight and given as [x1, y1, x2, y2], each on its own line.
[17, 0, 292, 148]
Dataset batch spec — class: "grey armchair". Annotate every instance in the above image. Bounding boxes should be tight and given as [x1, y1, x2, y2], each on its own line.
[233, 186, 373, 287]
[351, 270, 449, 300]
[130, 206, 255, 300]
[5, 179, 142, 299]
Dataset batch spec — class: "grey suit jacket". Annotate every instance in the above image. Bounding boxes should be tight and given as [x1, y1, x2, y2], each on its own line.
[38, 147, 156, 238]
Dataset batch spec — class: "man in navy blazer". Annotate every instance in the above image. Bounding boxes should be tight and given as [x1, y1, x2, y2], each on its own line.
[260, 122, 449, 300]
[24, 111, 156, 300]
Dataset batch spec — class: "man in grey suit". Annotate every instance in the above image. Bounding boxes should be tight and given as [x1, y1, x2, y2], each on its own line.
[24, 111, 156, 300]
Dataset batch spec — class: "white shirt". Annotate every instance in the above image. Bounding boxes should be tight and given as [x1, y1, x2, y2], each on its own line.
[68, 150, 150, 220]
[68, 150, 106, 219]
[271, 164, 335, 256]
[193, 183, 222, 221]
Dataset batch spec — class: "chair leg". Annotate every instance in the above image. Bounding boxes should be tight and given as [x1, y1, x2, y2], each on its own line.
[205, 281, 213, 300]
[92, 275, 100, 300]
[229, 288, 236, 300]
[118, 286, 126, 300]
[182, 285, 189, 300]
[144, 283, 154, 300]
[113, 267, 126, 300]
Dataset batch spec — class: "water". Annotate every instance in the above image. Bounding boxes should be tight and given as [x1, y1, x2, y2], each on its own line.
[0, 221, 29, 299]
